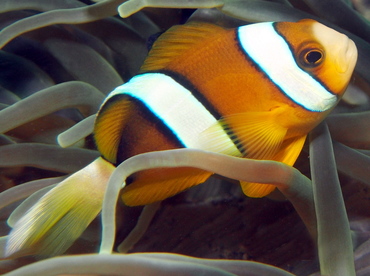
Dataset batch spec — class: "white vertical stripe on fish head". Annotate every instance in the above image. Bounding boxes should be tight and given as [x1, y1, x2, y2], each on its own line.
[237, 22, 337, 112]
[106, 73, 242, 156]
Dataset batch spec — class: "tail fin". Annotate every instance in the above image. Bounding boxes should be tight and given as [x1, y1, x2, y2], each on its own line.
[5, 157, 115, 257]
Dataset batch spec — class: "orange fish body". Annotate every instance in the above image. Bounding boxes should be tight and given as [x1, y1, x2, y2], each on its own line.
[95, 19, 357, 206]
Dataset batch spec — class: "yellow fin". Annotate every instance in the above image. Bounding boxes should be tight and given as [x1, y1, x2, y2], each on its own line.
[240, 135, 307, 198]
[122, 168, 212, 206]
[94, 96, 132, 164]
[272, 135, 307, 165]
[140, 22, 225, 73]
[201, 111, 288, 159]
[5, 157, 114, 257]
[240, 182, 277, 198]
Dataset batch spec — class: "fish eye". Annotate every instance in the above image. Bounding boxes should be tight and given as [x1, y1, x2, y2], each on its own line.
[300, 49, 324, 67]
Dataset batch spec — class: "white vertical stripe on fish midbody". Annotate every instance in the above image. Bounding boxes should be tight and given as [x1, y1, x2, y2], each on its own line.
[237, 22, 336, 112]
[105, 73, 242, 156]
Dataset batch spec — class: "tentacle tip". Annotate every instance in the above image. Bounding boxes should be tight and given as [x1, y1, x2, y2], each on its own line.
[118, 0, 142, 18]
[56, 134, 67, 148]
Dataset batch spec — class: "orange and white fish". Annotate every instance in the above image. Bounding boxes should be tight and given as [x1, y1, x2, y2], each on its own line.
[95, 19, 357, 205]
[5, 19, 357, 257]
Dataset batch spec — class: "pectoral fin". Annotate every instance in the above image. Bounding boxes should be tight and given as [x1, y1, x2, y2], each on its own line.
[201, 111, 287, 158]
[200, 111, 302, 198]
[5, 157, 114, 257]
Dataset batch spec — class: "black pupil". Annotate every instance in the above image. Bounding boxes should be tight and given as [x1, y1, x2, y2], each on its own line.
[306, 51, 322, 64]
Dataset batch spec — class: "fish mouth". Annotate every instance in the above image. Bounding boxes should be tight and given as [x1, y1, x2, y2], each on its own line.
[336, 37, 357, 73]
[346, 39, 357, 61]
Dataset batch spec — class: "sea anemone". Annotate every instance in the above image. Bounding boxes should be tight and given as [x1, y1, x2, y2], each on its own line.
[1, 0, 370, 275]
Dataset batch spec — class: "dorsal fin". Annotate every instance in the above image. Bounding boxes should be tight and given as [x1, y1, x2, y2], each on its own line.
[94, 95, 133, 164]
[140, 22, 226, 73]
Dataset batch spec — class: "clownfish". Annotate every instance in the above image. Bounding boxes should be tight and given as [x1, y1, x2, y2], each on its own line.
[95, 19, 357, 205]
[5, 19, 357, 257]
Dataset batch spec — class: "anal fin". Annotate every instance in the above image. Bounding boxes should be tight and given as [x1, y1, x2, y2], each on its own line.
[121, 168, 212, 206]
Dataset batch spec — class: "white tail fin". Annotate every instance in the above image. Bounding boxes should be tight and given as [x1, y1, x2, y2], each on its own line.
[5, 157, 115, 257]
